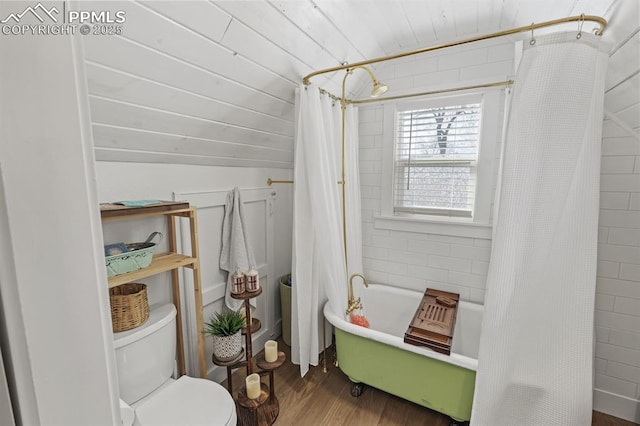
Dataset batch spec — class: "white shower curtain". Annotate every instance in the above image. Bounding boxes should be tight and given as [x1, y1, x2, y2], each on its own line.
[471, 32, 609, 425]
[291, 85, 349, 376]
[345, 105, 363, 278]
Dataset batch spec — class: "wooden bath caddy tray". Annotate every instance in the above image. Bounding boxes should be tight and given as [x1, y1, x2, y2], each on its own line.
[404, 288, 460, 355]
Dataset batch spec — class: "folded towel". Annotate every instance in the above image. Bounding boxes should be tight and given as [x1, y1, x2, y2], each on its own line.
[220, 187, 257, 311]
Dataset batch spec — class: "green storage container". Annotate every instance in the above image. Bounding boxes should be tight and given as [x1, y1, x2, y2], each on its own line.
[279, 274, 291, 346]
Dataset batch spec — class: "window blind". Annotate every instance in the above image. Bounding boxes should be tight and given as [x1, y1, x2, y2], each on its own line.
[394, 103, 481, 217]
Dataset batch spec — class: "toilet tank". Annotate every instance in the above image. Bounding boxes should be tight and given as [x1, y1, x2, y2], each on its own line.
[113, 303, 177, 405]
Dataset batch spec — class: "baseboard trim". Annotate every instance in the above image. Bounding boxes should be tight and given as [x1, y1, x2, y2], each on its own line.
[593, 388, 640, 423]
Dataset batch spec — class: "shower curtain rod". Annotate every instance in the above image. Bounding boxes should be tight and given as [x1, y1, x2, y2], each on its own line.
[350, 79, 513, 105]
[268, 14, 606, 186]
[302, 14, 607, 88]
[266, 78, 514, 186]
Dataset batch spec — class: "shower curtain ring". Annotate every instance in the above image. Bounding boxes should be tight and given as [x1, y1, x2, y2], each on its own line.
[529, 23, 536, 45]
[577, 13, 585, 39]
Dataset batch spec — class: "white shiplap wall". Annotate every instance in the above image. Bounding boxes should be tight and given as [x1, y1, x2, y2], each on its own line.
[82, 0, 296, 168]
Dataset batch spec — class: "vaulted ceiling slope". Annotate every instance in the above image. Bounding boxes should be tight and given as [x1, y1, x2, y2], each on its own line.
[83, 0, 639, 168]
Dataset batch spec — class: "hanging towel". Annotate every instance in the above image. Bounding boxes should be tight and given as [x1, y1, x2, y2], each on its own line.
[220, 187, 257, 311]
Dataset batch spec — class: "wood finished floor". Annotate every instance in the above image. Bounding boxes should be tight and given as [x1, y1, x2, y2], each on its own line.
[224, 339, 636, 426]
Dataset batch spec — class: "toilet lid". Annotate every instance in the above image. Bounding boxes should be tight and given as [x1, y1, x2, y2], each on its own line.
[134, 376, 235, 426]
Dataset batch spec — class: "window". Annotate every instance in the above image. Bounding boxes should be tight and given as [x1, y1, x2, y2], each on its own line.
[394, 102, 481, 218]
[379, 90, 502, 234]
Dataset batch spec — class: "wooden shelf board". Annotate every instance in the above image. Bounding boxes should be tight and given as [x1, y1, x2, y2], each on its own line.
[242, 318, 261, 335]
[231, 286, 263, 300]
[107, 252, 196, 288]
[100, 201, 190, 219]
[212, 348, 246, 367]
[236, 383, 270, 408]
[236, 385, 280, 426]
[256, 352, 286, 371]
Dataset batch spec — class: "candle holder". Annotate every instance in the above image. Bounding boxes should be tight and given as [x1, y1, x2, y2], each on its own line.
[236, 382, 273, 425]
[213, 286, 284, 426]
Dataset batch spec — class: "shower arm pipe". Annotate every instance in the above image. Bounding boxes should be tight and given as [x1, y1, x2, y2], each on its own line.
[339, 66, 385, 318]
[302, 14, 606, 86]
[338, 65, 380, 270]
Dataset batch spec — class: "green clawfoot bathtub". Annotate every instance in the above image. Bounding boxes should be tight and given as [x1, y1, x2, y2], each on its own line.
[323, 284, 483, 423]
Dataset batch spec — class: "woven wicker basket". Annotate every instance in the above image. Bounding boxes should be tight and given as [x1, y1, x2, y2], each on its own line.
[109, 283, 149, 332]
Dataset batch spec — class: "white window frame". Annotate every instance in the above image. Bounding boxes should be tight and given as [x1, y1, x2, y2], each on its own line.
[377, 89, 502, 238]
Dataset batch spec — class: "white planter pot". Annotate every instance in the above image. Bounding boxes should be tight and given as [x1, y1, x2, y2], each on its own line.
[213, 331, 242, 361]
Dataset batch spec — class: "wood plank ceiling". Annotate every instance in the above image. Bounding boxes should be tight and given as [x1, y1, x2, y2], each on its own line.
[82, 0, 638, 168]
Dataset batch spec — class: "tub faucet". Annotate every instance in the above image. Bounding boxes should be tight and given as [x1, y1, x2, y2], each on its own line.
[346, 273, 369, 315]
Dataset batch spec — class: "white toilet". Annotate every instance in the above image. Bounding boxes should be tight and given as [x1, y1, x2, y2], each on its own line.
[114, 303, 237, 426]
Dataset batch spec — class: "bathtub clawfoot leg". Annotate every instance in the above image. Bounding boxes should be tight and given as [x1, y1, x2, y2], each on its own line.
[350, 382, 364, 397]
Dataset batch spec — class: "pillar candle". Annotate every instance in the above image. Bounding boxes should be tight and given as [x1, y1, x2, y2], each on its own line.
[265, 340, 278, 363]
[245, 373, 260, 399]
[246, 269, 259, 292]
[231, 271, 245, 294]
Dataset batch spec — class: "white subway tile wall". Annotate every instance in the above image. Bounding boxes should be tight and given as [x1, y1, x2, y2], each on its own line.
[358, 40, 509, 305]
[596, 114, 640, 404]
[358, 39, 640, 408]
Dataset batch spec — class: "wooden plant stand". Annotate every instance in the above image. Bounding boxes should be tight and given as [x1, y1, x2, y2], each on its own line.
[211, 287, 285, 426]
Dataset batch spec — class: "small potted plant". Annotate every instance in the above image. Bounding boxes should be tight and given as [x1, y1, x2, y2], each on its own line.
[204, 310, 245, 361]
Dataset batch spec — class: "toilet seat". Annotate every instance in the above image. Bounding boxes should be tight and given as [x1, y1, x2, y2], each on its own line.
[133, 376, 236, 426]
